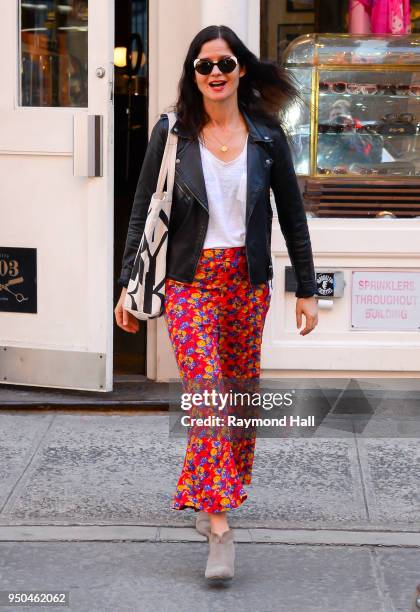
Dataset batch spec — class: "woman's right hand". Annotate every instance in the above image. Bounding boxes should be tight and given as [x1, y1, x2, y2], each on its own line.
[114, 287, 140, 333]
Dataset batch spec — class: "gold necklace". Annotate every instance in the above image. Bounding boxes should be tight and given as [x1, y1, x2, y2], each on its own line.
[209, 130, 235, 153]
[203, 126, 236, 153]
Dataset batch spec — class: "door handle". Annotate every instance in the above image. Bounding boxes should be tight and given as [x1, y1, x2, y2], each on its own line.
[73, 114, 103, 177]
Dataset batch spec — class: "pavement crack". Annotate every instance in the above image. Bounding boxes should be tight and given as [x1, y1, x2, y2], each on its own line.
[353, 421, 371, 522]
[370, 546, 397, 612]
[0, 414, 57, 516]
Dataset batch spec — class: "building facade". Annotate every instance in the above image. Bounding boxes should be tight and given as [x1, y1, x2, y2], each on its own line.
[1, 0, 419, 391]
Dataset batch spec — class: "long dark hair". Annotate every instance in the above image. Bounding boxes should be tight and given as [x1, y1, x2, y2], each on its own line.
[169, 25, 300, 139]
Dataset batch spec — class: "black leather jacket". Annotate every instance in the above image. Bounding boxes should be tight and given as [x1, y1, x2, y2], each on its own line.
[118, 109, 317, 298]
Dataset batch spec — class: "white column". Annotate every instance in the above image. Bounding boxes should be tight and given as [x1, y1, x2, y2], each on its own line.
[148, 0, 260, 127]
[149, 0, 261, 381]
[200, 0, 260, 56]
[148, 0, 203, 380]
[148, 0, 202, 125]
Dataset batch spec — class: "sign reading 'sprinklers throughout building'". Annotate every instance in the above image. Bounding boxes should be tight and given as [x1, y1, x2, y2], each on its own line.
[351, 271, 420, 331]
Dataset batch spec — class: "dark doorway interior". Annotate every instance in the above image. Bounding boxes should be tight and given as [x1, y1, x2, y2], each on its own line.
[113, 0, 148, 375]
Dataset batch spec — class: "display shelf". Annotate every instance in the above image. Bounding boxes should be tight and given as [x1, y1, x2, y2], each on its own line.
[283, 33, 420, 217]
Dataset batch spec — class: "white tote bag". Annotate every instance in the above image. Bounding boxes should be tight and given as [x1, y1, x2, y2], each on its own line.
[123, 111, 178, 320]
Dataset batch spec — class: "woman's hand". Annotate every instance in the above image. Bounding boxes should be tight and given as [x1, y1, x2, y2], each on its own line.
[296, 295, 318, 336]
[114, 287, 140, 334]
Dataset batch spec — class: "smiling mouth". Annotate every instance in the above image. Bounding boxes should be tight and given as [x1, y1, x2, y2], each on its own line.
[209, 81, 227, 88]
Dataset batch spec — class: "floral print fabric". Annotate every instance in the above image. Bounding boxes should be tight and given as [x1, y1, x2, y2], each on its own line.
[164, 246, 271, 513]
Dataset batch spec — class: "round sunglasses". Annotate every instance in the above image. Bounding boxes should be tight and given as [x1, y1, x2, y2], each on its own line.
[193, 55, 238, 76]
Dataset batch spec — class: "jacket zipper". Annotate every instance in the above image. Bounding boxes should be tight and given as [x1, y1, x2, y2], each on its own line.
[176, 176, 208, 213]
[175, 180, 192, 202]
[177, 177, 209, 279]
[267, 221, 273, 290]
[244, 210, 253, 285]
[245, 240, 252, 285]
[244, 184, 264, 286]
[191, 218, 209, 279]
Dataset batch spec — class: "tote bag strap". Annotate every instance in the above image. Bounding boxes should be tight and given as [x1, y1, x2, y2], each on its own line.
[155, 111, 178, 199]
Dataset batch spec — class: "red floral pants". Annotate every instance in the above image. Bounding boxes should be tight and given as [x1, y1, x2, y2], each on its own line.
[164, 246, 271, 513]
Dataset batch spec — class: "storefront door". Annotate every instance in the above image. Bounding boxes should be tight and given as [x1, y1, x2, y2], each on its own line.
[0, 1, 115, 391]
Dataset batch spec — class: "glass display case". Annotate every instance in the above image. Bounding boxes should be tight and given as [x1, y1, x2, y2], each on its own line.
[282, 34, 420, 218]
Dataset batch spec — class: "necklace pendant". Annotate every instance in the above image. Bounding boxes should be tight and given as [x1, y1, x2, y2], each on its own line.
[220, 145, 228, 152]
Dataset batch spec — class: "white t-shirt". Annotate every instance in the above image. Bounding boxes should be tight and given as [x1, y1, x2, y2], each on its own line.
[199, 136, 248, 249]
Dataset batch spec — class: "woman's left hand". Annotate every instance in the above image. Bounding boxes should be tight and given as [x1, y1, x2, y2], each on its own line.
[296, 296, 318, 336]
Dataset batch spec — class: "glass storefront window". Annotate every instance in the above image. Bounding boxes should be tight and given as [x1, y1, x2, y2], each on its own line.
[316, 68, 420, 177]
[283, 34, 420, 218]
[281, 35, 420, 180]
[261, 3, 420, 219]
[283, 68, 312, 175]
[19, 0, 88, 107]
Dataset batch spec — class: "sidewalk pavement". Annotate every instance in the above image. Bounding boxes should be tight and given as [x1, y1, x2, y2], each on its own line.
[0, 406, 418, 612]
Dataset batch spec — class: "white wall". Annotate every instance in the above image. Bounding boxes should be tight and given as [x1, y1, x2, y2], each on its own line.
[201, 0, 260, 56]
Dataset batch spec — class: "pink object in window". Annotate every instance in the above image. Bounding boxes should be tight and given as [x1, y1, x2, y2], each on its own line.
[350, 0, 411, 34]
[349, 0, 372, 34]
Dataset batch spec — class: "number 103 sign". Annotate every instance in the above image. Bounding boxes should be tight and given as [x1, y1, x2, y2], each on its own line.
[351, 271, 420, 331]
[0, 247, 37, 313]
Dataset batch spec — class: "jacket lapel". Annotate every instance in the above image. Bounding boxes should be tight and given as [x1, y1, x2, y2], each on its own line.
[174, 138, 209, 212]
[245, 134, 266, 227]
[243, 109, 274, 225]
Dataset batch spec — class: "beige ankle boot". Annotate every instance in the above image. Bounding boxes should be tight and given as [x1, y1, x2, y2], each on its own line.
[196, 511, 211, 538]
[205, 529, 235, 580]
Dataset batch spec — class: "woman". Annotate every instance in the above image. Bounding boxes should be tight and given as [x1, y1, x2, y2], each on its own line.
[115, 25, 318, 580]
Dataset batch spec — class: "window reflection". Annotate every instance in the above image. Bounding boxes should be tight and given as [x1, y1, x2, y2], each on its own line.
[20, 0, 88, 107]
[316, 70, 420, 177]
